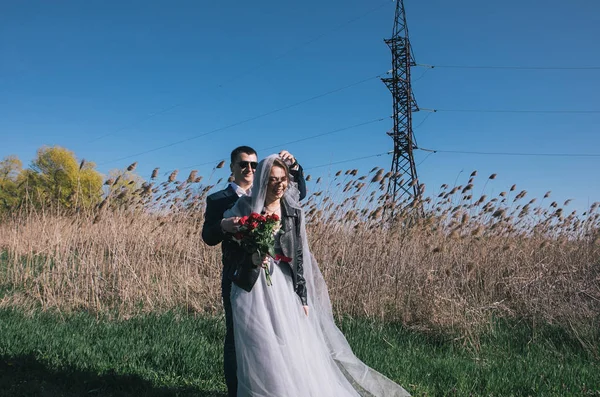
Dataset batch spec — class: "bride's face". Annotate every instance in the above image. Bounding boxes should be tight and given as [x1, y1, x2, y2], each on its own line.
[266, 165, 288, 200]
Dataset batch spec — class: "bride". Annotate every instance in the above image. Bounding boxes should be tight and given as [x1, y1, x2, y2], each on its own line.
[224, 154, 411, 397]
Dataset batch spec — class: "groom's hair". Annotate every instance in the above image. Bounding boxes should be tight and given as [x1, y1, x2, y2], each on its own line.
[230, 145, 257, 164]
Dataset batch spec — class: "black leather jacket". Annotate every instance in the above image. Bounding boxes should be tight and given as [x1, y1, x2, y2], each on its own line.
[227, 198, 307, 306]
[201, 166, 307, 284]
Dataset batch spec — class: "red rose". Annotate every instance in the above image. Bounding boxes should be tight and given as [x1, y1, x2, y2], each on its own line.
[250, 221, 259, 229]
[239, 216, 248, 226]
[269, 214, 280, 222]
[249, 212, 260, 220]
[259, 215, 267, 223]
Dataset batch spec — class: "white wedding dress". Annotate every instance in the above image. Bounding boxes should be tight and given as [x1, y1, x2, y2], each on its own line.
[231, 246, 360, 396]
[226, 154, 411, 397]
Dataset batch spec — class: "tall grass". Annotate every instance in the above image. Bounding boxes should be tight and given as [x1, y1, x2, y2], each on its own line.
[1, 165, 599, 348]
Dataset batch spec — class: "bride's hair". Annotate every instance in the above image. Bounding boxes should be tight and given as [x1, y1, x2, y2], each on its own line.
[270, 158, 290, 182]
[248, 155, 299, 215]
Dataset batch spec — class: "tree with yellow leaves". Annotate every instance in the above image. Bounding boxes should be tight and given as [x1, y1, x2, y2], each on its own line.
[23, 146, 104, 210]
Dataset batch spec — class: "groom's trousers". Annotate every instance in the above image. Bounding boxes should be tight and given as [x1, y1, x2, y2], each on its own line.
[222, 275, 237, 397]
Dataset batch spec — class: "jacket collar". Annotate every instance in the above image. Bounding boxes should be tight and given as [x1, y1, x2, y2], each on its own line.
[228, 182, 251, 197]
[224, 184, 238, 198]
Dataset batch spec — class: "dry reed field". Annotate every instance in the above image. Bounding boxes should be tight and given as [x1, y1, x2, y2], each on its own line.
[1, 165, 599, 347]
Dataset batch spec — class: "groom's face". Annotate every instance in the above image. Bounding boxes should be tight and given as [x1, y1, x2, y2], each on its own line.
[231, 152, 258, 187]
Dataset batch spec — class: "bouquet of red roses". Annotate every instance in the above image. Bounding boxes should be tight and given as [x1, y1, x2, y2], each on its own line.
[231, 212, 281, 286]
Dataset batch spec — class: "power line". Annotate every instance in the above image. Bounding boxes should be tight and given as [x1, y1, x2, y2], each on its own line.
[417, 151, 435, 166]
[169, 150, 392, 183]
[413, 112, 432, 129]
[89, 104, 181, 143]
[178, 116, 390, 171]
[420, 108, 600, 114]
[171, 146, 598, 181]
[304, 151, 391, 171]
[411, 67, 430, 82]
[99, 72, 386, 166]
[417, 63, 600, 71]
[258, 117, 390, 152]
[88, 3, 388, 143]
[417, 147, 600, 158]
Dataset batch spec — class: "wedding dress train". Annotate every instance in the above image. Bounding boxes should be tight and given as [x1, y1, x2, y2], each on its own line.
[227, 154, 411, 397]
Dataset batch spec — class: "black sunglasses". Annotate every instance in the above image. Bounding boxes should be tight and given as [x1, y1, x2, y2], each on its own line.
[237, 161, 258, 170]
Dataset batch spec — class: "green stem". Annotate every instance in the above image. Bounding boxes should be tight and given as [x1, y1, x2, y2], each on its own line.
[262, 262, 273, 286]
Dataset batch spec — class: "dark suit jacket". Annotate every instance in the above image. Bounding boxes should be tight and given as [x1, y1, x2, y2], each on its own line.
[202, 185, 241, 281]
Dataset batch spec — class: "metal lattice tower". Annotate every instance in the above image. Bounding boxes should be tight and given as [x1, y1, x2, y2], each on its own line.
[381, 0, 421, 214]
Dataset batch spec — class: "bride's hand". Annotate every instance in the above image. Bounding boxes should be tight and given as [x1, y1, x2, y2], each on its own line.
[220, 217, 240, 233]
[302, 306, 309, 317]
[251, 252, 268, 267]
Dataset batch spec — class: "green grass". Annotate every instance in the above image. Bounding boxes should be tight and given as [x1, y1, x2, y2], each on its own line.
[0, 309, 598, 396]
[0, 309, 225, 396]
[338, 317, 599, 396]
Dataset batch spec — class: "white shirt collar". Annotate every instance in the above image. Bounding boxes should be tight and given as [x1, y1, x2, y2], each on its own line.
[229, 182, 252, 197]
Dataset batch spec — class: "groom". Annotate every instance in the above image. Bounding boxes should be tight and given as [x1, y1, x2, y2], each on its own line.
[201, 145, 306, 397]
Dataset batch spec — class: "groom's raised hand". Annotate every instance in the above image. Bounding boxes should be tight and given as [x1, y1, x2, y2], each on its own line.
[279, 149, 306, 200]
[278, 150, 297, 169]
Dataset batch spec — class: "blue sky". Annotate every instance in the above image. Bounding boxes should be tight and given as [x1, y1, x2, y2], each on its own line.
[1, 0, 599, 213]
